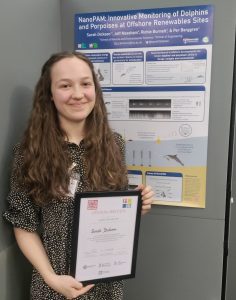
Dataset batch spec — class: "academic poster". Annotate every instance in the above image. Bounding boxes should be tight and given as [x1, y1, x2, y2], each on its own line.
[74, 5, 214, 208]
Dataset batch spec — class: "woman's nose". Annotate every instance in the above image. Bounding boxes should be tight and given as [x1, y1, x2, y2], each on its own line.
[72, 86, 83, 99]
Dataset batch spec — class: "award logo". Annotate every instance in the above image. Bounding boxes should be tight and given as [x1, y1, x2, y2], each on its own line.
[122, 198, 132, 208]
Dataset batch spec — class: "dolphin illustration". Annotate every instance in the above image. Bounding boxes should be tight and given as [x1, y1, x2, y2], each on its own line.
[164, 154, 184, 166]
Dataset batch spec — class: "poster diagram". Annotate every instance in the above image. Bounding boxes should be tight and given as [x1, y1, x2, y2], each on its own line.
[75, 5, 214, 208]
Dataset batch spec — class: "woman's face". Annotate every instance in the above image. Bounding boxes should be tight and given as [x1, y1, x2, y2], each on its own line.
[50, 56, 96, 131]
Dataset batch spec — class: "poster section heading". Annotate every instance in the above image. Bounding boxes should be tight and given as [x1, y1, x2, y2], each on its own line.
[75, 5, 214, 49]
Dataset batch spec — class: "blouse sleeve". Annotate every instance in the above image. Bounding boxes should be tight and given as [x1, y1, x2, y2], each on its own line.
[3, 144, 41, 232]
[113, 132, 126, 162]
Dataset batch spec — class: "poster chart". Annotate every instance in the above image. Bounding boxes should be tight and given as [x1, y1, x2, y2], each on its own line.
[75, 5, 214, 207]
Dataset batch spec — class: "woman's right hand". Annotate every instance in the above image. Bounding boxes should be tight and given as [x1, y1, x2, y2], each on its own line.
[45, 273, 94, 299]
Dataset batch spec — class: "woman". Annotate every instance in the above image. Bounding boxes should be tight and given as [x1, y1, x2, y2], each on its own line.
[4, 52, 153, 299]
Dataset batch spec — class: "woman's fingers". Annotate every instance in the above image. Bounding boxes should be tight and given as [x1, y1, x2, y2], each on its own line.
[135, 184, 154, 215]
[76, 284, 95, 296]
[69, 284, 94, 299]
[47, 274, 94, 299]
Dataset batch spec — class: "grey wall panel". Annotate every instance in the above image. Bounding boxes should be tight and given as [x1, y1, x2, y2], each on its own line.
[226, 201, 236, 299]
[124, 214, 224, 300]
[0, 0, 61, 298]
[0, 244, 31, 300]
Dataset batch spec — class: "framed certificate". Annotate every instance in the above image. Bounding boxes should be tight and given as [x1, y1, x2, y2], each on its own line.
[71, 190, 142, 284]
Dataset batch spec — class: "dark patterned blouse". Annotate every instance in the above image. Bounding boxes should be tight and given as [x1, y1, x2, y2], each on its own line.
[3, 134, 125, 300]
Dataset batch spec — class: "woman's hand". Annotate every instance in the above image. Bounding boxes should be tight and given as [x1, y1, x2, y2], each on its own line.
[136, 184, 154, 215]
[45, 274, 94, 299]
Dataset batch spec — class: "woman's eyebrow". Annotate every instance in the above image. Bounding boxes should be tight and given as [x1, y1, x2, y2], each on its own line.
[56, 76, 93, 82]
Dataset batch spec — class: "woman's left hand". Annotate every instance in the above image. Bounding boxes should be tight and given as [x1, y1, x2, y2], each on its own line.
[136, 184, 154, 215]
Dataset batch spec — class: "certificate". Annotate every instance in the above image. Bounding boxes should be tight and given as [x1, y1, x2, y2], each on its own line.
[71, 190, 142, 284]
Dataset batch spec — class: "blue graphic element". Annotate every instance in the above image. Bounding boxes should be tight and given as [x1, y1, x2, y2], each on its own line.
[75, 5, 214, 49]
[101, 86, 205, 92]
[146, 171, 182, 177]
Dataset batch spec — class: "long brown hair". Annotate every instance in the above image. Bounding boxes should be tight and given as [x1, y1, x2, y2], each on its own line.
[19, 52, 128, 206]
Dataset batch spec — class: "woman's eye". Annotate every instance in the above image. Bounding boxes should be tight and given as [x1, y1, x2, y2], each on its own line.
[60, 84, 70, 88]
[83, 82, 92, 86]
